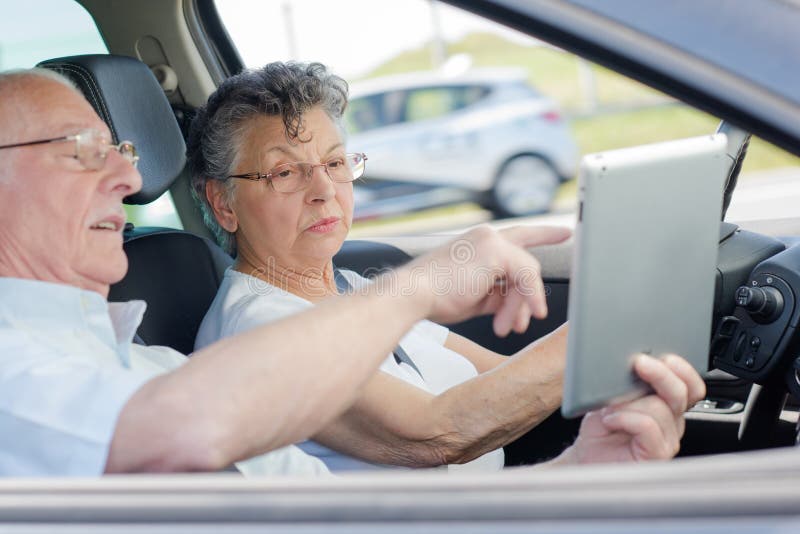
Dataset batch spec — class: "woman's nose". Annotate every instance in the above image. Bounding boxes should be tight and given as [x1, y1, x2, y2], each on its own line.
[305, 164, 336, 202]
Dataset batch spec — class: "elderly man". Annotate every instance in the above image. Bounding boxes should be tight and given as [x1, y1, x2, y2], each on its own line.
[0, 68, 704, 476]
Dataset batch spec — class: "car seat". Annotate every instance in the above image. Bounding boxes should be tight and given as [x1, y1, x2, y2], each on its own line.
[38, 54, 410, 354]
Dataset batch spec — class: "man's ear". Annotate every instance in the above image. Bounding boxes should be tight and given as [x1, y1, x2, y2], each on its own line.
[206, 180, 238, 233]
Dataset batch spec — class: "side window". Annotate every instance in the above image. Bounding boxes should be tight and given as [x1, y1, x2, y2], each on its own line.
[0, 0, 107, 69]
[382, 90, 407, 126]
[346, 91, 408, 133]
[461, 85, 490, 106]
[346, 95, 384, 133]
[405, 87, 458, 122]
[404, 85, 487, 123]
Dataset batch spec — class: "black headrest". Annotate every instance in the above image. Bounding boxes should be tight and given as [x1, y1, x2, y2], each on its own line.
[37, 54, 186, 205]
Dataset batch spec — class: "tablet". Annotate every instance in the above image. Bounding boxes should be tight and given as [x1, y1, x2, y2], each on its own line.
[561, 134, 729, 418]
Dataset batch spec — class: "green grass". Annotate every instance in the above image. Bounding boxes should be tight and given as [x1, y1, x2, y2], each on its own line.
[571, 105, 800, 173]
[362, 32, 664, 111]
[552, 106, 800, 205]
[363, 31, 799, 175]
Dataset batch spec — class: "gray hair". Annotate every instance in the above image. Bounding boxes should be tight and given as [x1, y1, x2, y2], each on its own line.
[0, 68, 80, 178]
[0, 67, 78, 92]
[0, 68, 79, 131]
[186, 61, 349, 255]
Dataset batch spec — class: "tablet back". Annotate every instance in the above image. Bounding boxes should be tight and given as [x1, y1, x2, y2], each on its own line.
[562, 135, 729, 418]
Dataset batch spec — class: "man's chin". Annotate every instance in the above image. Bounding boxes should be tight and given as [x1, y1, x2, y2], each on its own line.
[108, 257, 129, 285]
[82, 257, 129, 296]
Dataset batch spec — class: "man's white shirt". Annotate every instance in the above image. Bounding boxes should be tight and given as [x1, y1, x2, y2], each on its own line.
[0, 277, 328, 476]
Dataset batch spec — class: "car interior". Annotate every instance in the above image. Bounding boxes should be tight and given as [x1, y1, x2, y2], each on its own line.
[32, 0, 800, 465]
[38, 51, 580, 463]
[38, 52, 800, 469]
[4, 0, 800, 528]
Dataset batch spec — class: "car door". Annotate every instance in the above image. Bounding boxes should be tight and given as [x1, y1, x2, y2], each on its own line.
[399, 85, 487, 188]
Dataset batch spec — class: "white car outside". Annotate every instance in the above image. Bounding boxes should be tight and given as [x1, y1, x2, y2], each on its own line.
[346, 68, 579, 217]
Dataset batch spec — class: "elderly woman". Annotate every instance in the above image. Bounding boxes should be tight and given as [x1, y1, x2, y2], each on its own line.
[187, 62, 701, 476]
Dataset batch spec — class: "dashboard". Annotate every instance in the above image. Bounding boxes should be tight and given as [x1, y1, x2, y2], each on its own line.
[711, 223, 800, 400]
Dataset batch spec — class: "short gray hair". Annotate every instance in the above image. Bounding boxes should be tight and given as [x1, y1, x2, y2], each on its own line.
[0, 68, 80, 178]
[0, 67, 78, 92]
[0, 68, 79, 133]
[186, 61, 349, 255]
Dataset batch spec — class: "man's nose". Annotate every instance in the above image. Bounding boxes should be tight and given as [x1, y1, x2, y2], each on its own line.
[105, 149, 143, 197]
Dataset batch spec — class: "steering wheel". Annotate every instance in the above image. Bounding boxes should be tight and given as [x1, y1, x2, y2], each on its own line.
[712, 122, 797, 449]
[717, 121, 752, 220]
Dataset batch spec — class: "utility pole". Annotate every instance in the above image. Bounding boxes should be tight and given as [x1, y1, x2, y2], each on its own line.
[428, 0, 447, 69]
[578, 58, 598, 112]
[282, 1, 299, 60]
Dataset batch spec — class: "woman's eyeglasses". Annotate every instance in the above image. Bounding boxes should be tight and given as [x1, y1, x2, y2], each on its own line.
[227, 153, 367, 193]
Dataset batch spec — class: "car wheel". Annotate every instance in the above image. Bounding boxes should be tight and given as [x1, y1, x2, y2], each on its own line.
[489, 155, 560, 218]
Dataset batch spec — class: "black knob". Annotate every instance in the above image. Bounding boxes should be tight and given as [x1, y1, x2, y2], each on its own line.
[735, 285, 784, 323]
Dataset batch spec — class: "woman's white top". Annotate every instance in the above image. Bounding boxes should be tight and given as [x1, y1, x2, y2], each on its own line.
[195, 267, 505, 474]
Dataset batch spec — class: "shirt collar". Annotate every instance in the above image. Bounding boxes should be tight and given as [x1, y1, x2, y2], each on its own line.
[0, 277, 147, 365]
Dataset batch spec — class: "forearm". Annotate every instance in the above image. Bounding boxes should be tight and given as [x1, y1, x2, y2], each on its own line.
[312, 325, 567, 468]
[429, 324, 568, 464]
[312, 372, 451, 468]
[106, 268, 432, 473]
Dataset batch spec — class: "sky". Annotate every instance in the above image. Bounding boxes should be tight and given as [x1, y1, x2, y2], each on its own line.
[0, 0, 106, 69]
[215, 0, 539, 78]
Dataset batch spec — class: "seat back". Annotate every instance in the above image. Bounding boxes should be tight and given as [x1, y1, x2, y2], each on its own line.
[39, 55, 231, 352]
[108, 228, 233, 353]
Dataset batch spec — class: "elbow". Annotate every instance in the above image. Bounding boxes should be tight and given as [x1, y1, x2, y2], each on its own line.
[408, 432, 476, 468]
[151, 413, 244, 472]
[105, 423, 236, 474]
[365, 430, 468, 468]
[434, 441, 482, 466]
[109, 422, 237, 473]
[415, 407, 494, 467]
[159, 430, 236, 472]
[107, 384, 241, 473]
[418, 420, 510, 466]
[402, 410, 483, 467]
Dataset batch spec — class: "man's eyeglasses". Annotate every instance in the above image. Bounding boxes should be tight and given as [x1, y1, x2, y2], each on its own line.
[0, 128, 139, 171]
[227, 152, 367, 193]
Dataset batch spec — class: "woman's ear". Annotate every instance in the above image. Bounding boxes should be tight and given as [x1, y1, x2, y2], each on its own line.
[206, 180, 238, 233]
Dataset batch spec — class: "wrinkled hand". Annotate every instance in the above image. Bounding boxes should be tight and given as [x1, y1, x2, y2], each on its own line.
[564, 354, 706, 464]
[402, 225, 571, 337]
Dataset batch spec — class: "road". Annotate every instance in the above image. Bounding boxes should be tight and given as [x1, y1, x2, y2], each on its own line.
[725, 167, 800, 222]
[349, 167, 800, 239]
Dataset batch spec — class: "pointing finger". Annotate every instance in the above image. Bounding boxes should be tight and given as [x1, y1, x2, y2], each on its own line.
[499, 225, 572, 249]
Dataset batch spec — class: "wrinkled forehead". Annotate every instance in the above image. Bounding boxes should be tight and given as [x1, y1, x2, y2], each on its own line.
[240, 110, 344, 159]
[0, 76, 110, 142]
